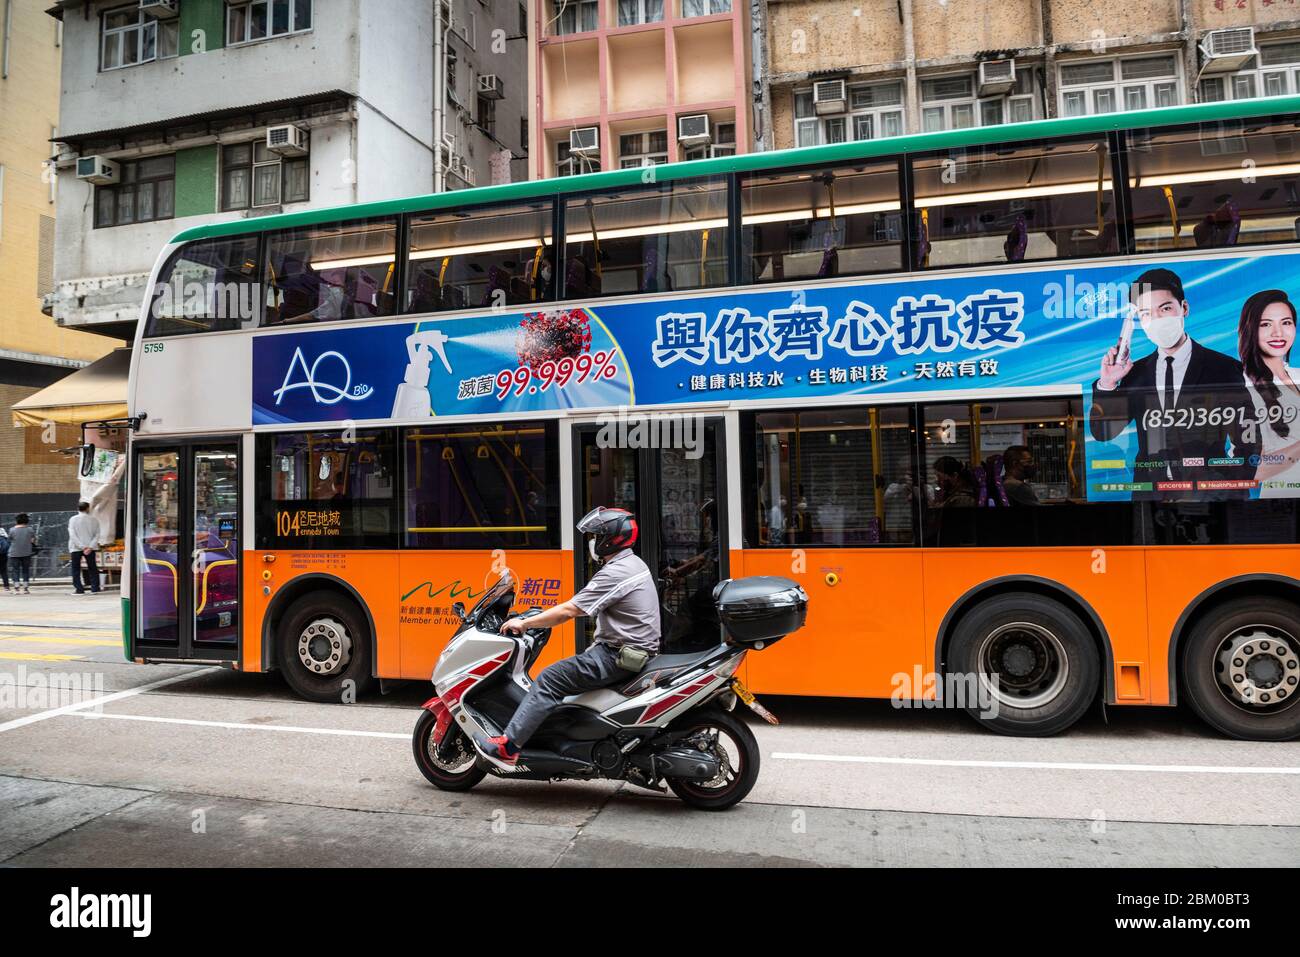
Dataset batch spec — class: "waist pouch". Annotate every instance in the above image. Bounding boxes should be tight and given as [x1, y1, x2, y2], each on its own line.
[614, 645, 651, 673]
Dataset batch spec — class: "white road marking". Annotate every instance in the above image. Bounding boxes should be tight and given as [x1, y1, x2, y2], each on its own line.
[772, 751, 1300, 776]
[73, 710, 409, 740]
[0, 668, 216, 734]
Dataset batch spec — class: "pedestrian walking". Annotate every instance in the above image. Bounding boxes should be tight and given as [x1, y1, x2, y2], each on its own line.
[68, 502, 102, 595]
[7, 514, 37, 595]
[0, 524, 10, 593]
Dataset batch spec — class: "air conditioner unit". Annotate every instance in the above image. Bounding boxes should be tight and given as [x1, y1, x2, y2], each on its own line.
[266, 124, 309, 157]
[569, 126, 600, 157]
[477, 74, 504, 100]
[1201, 27, 1257, 73]
[463, 164, 477, 185]
[677, 114, 711, 147]
[139, 0, 179, 18]
[75, 156, 120, 185]
[812, 79, 847, 115]
[977, 58, 1016, 96]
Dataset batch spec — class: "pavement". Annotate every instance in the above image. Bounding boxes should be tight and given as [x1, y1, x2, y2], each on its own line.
[0, 587, 1297, 867]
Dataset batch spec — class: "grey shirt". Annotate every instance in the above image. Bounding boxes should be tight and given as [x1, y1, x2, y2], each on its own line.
[7, 525, 36, 558]
[571, 549, 661, 653]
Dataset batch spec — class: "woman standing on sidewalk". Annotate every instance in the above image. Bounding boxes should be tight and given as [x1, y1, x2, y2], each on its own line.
[7, 515, 37, 595]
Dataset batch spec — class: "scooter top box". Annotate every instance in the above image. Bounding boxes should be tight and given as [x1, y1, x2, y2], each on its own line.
[711, 576, 809, 644]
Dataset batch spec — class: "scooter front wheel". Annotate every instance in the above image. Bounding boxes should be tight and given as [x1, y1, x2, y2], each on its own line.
[413, 710, 487, 791]
[664, 709, 760, 811]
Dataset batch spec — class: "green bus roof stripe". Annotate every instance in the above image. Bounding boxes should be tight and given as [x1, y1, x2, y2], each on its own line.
[170, 95, 1300, 245]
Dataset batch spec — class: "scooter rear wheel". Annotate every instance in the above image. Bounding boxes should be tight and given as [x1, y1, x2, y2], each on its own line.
[664, 709, 760, 811]
[413, 710, 487, 791]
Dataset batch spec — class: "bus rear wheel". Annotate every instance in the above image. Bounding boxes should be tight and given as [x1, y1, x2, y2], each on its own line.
[947, 593, 1099, 737]
[276, 592, 376, 703]
[1180, 596, 1300, 742]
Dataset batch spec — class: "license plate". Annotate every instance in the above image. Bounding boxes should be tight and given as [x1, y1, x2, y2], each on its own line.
[731, 679, 778, 725]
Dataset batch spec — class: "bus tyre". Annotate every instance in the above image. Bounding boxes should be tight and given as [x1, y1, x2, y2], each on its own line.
[947, 593, 1099, 737]
[277, 592, 376, 703]
[1179, 597, 1300, 742]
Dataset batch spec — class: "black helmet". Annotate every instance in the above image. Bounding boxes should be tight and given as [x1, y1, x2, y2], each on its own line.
[577, 506, 638, 559]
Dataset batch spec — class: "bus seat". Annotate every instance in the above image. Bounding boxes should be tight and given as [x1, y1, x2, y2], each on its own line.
[480, 265, 510, 307]
[408, 269, 441, 312]
[1194, 201, 1240, 248]
[984, 454, 1010, 507]
[816, 246, 839, 278]
[641, 245, 660, 292]
[1004, 214, 1028, 263]
[1096, 220, 1117, 254]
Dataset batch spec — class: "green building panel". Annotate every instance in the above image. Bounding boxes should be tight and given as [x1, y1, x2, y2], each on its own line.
[173, 146, 219, 219]
[179, 0, 226, 55]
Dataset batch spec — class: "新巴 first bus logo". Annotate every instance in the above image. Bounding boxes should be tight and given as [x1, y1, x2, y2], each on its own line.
[274, 347, 374, 405]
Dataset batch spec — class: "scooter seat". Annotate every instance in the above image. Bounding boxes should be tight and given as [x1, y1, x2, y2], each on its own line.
[616, 643, 725, 696]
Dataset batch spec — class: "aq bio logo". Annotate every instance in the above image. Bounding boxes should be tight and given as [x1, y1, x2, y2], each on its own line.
[274, 346, 374, 406]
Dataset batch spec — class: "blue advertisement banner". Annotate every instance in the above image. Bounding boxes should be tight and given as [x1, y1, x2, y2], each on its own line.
[252, 252, 1300, 502]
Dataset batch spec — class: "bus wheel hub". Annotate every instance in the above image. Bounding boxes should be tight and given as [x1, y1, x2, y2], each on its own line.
[298, 617, 352, 676]
[1218, 628, 1297, 707]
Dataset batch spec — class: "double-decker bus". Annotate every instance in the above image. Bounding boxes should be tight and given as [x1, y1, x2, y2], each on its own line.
[123, 96, 1300, 741]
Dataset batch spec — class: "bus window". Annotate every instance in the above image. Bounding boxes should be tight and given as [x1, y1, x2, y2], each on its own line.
[1127, 118, 1300, 252]
[740, 161, 903, 284]
[913, 136, 1116, 269]
[263, 218, 398, 325]
[564, 178, 729, 299]
[745, 405, 915, 547]
[406, 201, 553, 313]
[921, 398, 1138, 546]
[254, 429, 399, 549]
[403, 422, 559, 549]
[146, 236, 260, 336]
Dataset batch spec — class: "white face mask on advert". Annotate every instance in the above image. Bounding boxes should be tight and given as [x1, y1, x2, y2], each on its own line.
[1143, 314, 1185, 351]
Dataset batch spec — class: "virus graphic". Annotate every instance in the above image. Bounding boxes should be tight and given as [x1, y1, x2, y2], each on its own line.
[516, 308, 592, 372]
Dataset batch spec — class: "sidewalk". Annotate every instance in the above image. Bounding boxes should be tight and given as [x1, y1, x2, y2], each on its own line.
[0, 586, 121, 630]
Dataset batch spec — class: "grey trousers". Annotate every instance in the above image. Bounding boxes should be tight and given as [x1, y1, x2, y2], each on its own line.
[504, 643, 632, 747]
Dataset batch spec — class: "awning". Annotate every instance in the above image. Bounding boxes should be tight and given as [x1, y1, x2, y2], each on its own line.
[11, 348, 131, 427]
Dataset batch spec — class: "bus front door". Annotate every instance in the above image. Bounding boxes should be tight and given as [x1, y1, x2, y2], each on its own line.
[133, 442, 241, 661]
[573, 417, 727, 654]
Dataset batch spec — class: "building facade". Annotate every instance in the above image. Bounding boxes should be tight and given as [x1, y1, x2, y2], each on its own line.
[438, 0, 531, 189]
[44, 0, 438, 339]
[758, 0, 1300, 152]
[2, 0, 115, 538]
[528, 0, 751, 177]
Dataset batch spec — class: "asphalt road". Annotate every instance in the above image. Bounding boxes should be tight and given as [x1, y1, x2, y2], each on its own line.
[1, 588, 1297, 867]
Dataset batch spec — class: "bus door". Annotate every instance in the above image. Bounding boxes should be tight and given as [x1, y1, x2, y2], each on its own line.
[133, 441, 241, 661]
[573, 417, 728, 654]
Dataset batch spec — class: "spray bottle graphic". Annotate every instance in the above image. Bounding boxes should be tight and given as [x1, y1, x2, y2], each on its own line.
[392, 329, 452, 418]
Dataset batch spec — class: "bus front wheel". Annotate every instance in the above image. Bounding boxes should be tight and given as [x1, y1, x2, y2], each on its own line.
[947, 593, 1100, 737]
[1180, 596, 1300, 742]
[276, 592, 376, 703]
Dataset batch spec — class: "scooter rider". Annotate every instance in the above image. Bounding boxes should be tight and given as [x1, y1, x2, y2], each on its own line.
[477, 507, 661, 765]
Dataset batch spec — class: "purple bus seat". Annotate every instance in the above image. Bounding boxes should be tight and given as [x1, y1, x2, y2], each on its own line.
[985, 454, 1010, 507]
[817, 246, 839, 278]
[641, 245, 660, 292]
[1004, 214, 1028, 263]
[480, 265, 509, 307]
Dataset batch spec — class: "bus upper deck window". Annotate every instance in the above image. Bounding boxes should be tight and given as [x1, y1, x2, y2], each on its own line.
[913, 136, 1115, 269]
[263, 217, 398, 326]
[146, 236, 260, 336]
[739, 162, 903, 285]
[405, 202, 553, 314]
[563, 177, 730, 300]
[1127, 118, 1300, 253]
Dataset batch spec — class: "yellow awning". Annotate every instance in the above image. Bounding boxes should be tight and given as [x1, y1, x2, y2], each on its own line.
[11, 348, 131, 427]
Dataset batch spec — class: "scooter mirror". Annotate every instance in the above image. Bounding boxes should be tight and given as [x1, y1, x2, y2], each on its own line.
[452, 601, 466, 622]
